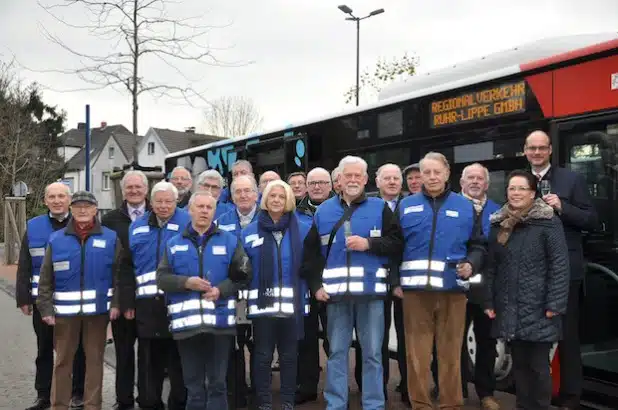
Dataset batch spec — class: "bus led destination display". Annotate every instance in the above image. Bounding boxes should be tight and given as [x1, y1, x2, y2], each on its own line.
[430, 81, 527, 128]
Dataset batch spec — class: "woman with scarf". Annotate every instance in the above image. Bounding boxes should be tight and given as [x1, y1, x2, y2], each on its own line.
[241, 180, 311, 410]
[484, 170, 570, 410]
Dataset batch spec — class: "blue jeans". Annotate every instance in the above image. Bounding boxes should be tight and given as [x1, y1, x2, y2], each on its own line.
[253, 316, 299, 407]
[325, 299, 385, 410]
[176, 332, 233, 410]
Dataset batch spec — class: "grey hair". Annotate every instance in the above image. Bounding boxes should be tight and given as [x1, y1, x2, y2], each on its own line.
[461, 163, 490, 184]
[419, 152, 450, 171]
[171, 166, 191, 178]
[121, 170, 148, 189]
[331, 166, 341, 182]
[188, 190, 216, 207]
[231, 159, 253, 173]
[307, 167, 331, 181]
[197, 169, 224, 187]
[150, 181, 178, 201]
[376, 163, 402, 180]
[338, 156, 368, 176]
[231, 174, 258, 193]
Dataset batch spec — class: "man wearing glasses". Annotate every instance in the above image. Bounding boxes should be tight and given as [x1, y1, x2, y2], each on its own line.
[196, 169, 234, 220]
[295, 167, 335, 405]
[524, 130, 598, 410]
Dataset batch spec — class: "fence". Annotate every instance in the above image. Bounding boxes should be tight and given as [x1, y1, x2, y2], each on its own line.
[3, 197, 27, 265]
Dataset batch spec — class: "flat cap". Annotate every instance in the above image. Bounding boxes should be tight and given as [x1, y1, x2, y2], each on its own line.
[403, 163, 420, 177]
[70, 190, 98, 206]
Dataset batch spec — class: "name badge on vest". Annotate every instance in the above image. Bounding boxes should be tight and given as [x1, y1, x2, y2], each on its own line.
[53, 261, 70, 271]
[251, 237, 264, 248]
[445, 210, 459, 218]
[92, 239, 106, 248]
[404, 205, 424, 214]
[167, 223, 179, 231]
[320, 234, 335, 246]
[212, 245, 227, 255]
[245, 234, 259, 244]
[132, 226, 149, 235]
[370, 228, 381, 238]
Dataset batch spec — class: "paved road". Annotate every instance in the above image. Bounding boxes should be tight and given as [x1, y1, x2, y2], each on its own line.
[0, 269, 520, 409]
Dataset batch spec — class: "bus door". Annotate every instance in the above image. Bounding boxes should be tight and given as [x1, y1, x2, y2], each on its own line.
[553, 112, 618, 395]
[283, 132, 308, 177]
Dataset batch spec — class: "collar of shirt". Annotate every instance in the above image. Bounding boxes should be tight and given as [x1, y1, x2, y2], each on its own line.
[127, 203, 146, 219]
[237, 205, 257, 221]
[49, 212, 69, 222]
[535, 164, 551, 179]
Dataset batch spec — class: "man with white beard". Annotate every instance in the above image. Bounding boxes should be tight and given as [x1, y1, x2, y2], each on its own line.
[301, 156, 403, 410]
[169, 167, 193, 208]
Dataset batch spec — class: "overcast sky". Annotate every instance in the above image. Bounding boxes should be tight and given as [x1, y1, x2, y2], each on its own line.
[1, 0, 617, 138]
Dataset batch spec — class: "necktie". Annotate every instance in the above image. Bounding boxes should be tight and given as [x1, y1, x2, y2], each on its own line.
[132, 209, 141, 221]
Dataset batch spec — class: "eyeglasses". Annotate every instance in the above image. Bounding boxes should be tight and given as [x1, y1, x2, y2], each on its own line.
[524, 145, 550, 153]
[199, 183, 221, 191]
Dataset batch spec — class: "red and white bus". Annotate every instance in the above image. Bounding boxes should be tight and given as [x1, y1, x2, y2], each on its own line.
[165, 32, 618, 407]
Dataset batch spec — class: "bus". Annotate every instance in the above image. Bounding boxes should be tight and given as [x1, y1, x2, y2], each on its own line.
[165, 32, 618, 406]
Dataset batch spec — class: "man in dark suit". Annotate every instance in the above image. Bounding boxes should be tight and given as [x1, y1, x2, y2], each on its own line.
[354, 163, 410, 407]
[525, 130, 598, 410]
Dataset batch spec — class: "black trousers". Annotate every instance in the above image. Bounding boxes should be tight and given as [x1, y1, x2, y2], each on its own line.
[136, 338, 186, 410]
[112, 316, 137, 405]
[354, 296, 391, 399]
[393, 297, 407, 394]
[465, 303, 496, 399]
[296, 298, 321, 394]
[227, 323, 253, 405]
[558, 280, 582, 407]
[318, 302, 329, 357]
[33, 305, 86, 399]
[511, 341, 552, 410]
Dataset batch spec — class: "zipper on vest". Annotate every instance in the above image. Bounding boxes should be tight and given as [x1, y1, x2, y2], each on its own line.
[192, 236, 213, 324]
[426, 197, 439, 290]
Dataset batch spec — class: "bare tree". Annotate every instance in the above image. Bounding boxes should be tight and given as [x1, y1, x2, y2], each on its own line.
[204, 96, 263, 138]
[34, 0, 245, 164]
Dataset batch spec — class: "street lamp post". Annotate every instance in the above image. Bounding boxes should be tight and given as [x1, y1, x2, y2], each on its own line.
[337, 5, 385, 106]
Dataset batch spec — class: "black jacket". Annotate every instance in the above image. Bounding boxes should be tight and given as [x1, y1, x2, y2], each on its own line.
[538, 166, 598, 281]
[484, 199, 570, 343]
[16, 213, 70, 307]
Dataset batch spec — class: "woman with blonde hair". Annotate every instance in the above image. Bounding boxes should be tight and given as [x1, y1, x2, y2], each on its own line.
[241, 180, 311, 410]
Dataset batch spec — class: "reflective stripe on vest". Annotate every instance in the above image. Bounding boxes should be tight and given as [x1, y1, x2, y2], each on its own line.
[54, 288, 113, 315]
[167, 298, 236, 330]
[322, 267, 387, 296]
[246, 286, 308, 316]
[135, 270, 163, 297]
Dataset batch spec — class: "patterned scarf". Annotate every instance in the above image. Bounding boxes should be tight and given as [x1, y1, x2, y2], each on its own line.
[497, 202, 534, 245]
[462, 192, 487, 215]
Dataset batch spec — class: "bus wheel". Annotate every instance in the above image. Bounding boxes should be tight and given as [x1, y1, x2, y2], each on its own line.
[465, 320, 514, 391]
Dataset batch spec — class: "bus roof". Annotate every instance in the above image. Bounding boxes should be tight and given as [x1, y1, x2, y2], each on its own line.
[167, 32, 618, 160]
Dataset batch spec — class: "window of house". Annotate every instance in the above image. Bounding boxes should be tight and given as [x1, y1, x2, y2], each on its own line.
[148, 142, 155, 155]
[108, 146, 115, 159]
[102, 172, 110, 191]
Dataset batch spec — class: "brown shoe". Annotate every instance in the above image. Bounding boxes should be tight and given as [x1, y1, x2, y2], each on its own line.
[480, 396, 500, 410]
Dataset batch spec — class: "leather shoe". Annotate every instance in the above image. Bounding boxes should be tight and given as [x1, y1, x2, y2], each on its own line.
[69, 395, 84, 409]
[294, 391, 318, 405]
[25, 397, 50, 410]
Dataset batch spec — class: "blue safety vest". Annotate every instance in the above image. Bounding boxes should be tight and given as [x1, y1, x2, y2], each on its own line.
[49, 227, 117, 316]
[216, 208, 258, 238]
[467, 198, 500, 285]
[398, 191, 476, 292]
[129, 208, 190, 299]
[26, 216, 55, 298]
[241, 217, 311, 318]
[164, 227, 239, 333]
[314, 196, 388, 298]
